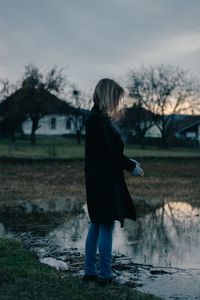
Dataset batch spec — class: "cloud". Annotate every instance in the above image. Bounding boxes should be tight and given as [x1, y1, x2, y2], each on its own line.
[0, 0, 200, 92]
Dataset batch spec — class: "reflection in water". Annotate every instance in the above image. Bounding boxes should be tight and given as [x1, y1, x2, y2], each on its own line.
[0, 197, 84, 236]
[123, 201, 200, 268]
[48, 204, 89, 252]
[1, 199, 200, 268]
[48, 201, 200, 269]
[1, 198, 200, 299]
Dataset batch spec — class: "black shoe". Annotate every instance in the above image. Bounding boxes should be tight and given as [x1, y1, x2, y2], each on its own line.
[82, 274, 99, 283]
[97, 277, 113, 285]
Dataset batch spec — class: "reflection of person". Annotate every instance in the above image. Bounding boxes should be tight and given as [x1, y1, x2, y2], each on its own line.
[83, 78, 144, 284]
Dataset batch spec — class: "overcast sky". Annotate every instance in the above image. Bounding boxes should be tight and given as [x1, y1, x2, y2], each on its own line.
[1, 0, 200, 94]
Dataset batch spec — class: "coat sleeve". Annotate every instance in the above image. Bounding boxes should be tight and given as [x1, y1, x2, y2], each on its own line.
[97, 115, 136, 173]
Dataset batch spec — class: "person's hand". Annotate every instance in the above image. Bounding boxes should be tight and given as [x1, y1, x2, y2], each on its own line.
[130, 158, 141, 167]
[131, 165, 144, 177]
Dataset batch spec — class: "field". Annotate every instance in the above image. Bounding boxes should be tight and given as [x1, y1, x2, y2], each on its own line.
[0, 137, 199, 299]
[1, 136, 199, 208]
[0, 157, 199, 213]
[0, 136, 200, 159]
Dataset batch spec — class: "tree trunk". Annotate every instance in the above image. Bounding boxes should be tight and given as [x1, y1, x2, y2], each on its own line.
[160, 133, 168, 148]
[76, 130, 81, 145]
[10, 130, 16, 144]
[31, 118, 39, 145]
[140, 134, 146, 149]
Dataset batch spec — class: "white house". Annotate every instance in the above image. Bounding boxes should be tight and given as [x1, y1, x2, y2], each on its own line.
[22, 114, 85, 136]
[175, 118, 200, 146]
[119, 109, 200, 146]
[145, 116, 200, 145]
[144, 124, 161, 138]
[20, 91, 87, 136]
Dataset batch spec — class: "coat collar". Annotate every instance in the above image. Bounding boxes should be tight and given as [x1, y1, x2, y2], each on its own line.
[92, 103, 111, 121]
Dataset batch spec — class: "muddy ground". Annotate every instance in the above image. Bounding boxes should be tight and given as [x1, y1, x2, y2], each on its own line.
[0, 157, 200, 300]
[0, 158, 199, 211]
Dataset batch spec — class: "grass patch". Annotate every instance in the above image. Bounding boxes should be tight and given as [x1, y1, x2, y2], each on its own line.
[0, 238, 159, 300]
[125, 145, 200, 158]
[0, 136, 199, 159]
[0, 136, 84, 159]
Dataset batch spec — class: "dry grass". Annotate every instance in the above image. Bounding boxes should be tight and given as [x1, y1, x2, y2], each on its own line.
[125, 158, 200, 207]
[0, 158, 199, 210]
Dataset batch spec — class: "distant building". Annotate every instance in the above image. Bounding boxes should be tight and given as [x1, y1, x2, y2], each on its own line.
[144, 124, 161, 138]
[0, 88, 87, 137]
[22, 114, 81, 136]
[118, 105, 157, 142]
[22, 91, 87, 136]
[174, 116, 200, 146]
[119, 106, 200, 147]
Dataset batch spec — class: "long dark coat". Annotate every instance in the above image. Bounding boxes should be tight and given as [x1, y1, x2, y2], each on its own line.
[84, 103, 137, 227]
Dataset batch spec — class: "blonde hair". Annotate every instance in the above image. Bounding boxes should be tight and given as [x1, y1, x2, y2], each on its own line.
[93, 78, 126, 120]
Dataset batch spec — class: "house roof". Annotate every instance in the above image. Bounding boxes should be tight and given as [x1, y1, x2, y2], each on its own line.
[174, 115, 200, 133]
[0, 87, 77, 116]
[119, 104, 156, 128]
[43, 92, 76, 115]
[119, 105, 200, 134]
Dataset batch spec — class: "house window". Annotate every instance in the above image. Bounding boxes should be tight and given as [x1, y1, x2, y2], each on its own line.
[66, 118, 72, 130]
[186, 132, 196, 139]
[50, 117, 56, 129]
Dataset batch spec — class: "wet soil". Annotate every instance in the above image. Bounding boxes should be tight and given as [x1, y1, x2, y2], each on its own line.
[0, 197, 200, 299]
[0, 158, 199, 207]
[0, 158, 200, 299]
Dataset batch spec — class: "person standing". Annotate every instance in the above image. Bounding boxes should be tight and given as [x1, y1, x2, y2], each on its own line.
[83, 78, 144, 284]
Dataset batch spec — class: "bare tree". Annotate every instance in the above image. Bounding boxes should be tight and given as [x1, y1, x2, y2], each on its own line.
[0, 80, 24, 142]
[120, 103, 158, 148]
[21, 64, 66, 144]
[69, 85, 91, 144]
[0, 79, 12, 101]
[127, 68, 159, 147]
[0, 79, 20, 102]
[127, 64, 200, 146]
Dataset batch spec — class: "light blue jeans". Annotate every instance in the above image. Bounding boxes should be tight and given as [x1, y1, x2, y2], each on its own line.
[84, 221, 115, 279]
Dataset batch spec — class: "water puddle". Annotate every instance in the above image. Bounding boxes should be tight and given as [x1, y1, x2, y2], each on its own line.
[0, 197, 200, 299]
